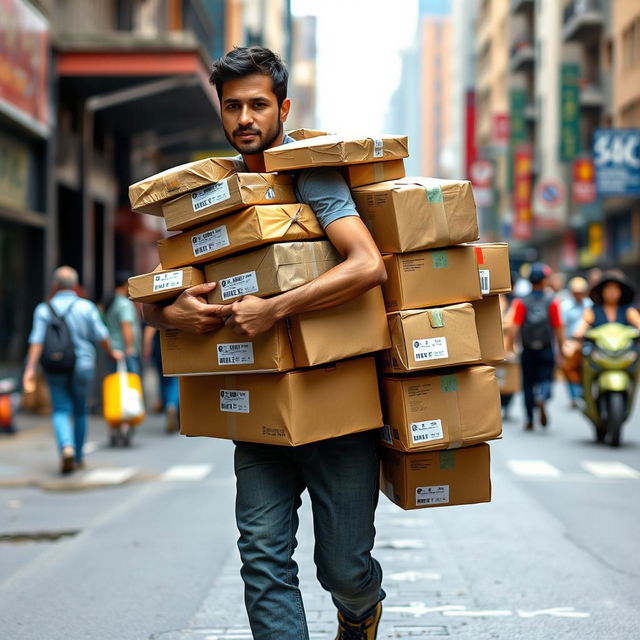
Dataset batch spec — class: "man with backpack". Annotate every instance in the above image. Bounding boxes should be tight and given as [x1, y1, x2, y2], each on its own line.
[23, 266, 122, 474]
[507, 263, 565, 431]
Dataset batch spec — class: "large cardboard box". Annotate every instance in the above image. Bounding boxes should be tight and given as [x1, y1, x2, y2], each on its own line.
[495, 359, 521, 395]
[341, 159, 406, 188]
[287, 128, 329, 140]
[288, 287, 391, 367]
[471, 242, 511, 295]
[263, 134, 409, 171]
[129, 157, 239, 215]
[128, 267, 204, 304]
[157, 204, 324, 268]
[380, 365, 502, 452]
[351, 178, 479, 253]
[381, 246, 482, 312]
[381, 303, 482, 373]
[159, 322, 293, 375]
[205, 241, 341, 304]
[380, 443, 492, 510]
[161, 173, 297, 231]
[179, 357, 383, 446]
[471, 296, 506, 364]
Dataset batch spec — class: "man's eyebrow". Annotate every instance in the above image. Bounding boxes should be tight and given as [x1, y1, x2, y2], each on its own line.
[222, 96, 272, 105]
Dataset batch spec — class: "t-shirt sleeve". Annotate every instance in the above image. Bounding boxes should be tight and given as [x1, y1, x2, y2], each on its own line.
[549, 299, 562, 328]
[88, 303, 109, 342]
[511, 299, 525, 326]
[28, 303, 48, 344]
[294, 167, 359, 229]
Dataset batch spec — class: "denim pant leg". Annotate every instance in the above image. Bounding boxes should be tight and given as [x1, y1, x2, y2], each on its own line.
[234, 442, 308, 640]
[520, 349, 536, 422]
[302, 431, 385, 621]
[536, 347, 555, 403]
[45, 373, 74, 451]
[70, 369, 93, 462]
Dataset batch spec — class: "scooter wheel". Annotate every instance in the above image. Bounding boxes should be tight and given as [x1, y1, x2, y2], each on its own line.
[605, 391, 626, 448]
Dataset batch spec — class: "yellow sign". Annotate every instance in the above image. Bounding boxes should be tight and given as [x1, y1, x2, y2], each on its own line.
[0, 131, 29, 211]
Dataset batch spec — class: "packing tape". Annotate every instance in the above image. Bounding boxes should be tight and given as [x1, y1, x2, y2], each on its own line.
[440, 374, 464, 449]
[427, 309, 445, 328]
[224, 375, 239, 440]
[373, 162, 385, 182]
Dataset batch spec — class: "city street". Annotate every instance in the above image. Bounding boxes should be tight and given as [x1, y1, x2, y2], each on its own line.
[0, 380, 638, 639]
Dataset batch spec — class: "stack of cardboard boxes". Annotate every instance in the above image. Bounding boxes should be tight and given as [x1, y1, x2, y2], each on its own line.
[127, 131, 510, 510]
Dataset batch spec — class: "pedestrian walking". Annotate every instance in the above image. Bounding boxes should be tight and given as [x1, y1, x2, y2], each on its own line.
[23, 266, 122, 473]
[143, 47, 387, 639]
[506, 263, 565, 431]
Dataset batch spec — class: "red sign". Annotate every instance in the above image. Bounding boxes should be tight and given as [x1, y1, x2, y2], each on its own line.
[0, 0, 49, 134]
[572, 156, 597, 205]
[464, 90, 476, 180]
[512, 143, 533, 240]
[470, 159, 494, 208]
[492, 114, 510, 146]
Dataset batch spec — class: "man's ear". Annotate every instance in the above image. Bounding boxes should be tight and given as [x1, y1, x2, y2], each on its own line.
[280, 98, 291, 123]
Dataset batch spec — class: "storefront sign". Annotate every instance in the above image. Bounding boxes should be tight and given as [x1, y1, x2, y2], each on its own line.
[534, 176, 566, 229]
[560, 63, 580, 162]
[508, 89, 528, 193]
[572, 156, 597, 204]
[492, 113, 510, 147]
[593, 129, 640, 197]
[470, 159, 494, 208]
[512, 143, 533, 240]
[0, 0, 49, 135]
[0, 130, 29, 211]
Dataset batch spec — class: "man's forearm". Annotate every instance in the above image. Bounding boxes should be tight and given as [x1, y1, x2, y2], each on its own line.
[142, 302, 173, 330]
[25, 343, 43, 370]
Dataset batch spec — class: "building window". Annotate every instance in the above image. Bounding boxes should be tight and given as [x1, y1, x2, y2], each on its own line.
[622, 16, 640, 69]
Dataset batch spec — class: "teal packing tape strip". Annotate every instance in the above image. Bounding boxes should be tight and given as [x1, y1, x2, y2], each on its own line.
[428, 309, 445, 328]
[431, 250, 449, 269]
[425, 185, 444, 204]
[440, 374, 458, 393]
[439, 450, 456, 470]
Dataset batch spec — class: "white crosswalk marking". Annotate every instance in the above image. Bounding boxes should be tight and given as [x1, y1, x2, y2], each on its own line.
[82, 467, 137, 485]
[507, 460, 562, 478]
[163, 464, 213, 481]
[581, 461, 640, 479]
[82, 441, 99, 455]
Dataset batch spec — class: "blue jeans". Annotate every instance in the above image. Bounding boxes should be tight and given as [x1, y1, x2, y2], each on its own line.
[521, 347, 555, 422]
[152, 336, 179, 410]
[46, 368, 94, 462]
[234, 431, 385, 640]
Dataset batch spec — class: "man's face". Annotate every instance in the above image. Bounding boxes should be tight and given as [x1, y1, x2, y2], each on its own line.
[220, 74, 290, 155]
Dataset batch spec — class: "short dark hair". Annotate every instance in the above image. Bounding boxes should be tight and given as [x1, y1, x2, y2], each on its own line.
[209, 46, 288, 106]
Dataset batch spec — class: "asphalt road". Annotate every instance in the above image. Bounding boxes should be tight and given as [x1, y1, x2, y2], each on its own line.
[0, 379, 638, 639]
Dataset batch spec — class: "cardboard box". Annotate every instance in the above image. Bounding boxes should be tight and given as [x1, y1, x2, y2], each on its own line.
[179, 357, 383, 446]
[471, 242, 511, 295]
[381, 246, 482, 312]
[205, 241, 341, 304]
[380, 365, 502, 452]
[161, 173, 297, 231]
[128, 267, 204, 304]
[159, 322, 293, 375]
[129, 157, 239, 215]
[381, 303, 482, 373]
[288, 287, 391, 367]
[341, 159, 406, 188]
[380, 443, 492, 510]
[287, 128, 330, 140]
[157, 204, 324, 268]
[263, 134, 409, 171]
[495, 360, 521, 395]
[471, 296, 506, 364]
[351, 177, 479, 253]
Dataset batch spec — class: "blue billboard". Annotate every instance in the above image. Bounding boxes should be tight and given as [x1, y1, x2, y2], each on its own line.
[593, 129, 640, 197]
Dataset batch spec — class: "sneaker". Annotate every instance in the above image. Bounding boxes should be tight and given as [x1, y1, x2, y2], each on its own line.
[536, 399, 548, 427]
[60, 446, 75, 474]
[336, 602, 382, 640]
[524, 422, 534, 431]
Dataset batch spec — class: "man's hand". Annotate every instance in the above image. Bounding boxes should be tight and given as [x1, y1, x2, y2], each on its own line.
[217, 295, 278, 337]
[22, 365, 37, 395]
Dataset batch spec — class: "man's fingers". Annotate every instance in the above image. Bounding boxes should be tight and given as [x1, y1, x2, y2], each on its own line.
[185, 282, 217, 298]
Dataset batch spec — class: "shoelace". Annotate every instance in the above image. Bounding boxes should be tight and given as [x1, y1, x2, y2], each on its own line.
[338, 615, 375, 640]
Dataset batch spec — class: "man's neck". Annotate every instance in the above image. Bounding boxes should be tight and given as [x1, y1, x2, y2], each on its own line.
[241, 131, 286, 173]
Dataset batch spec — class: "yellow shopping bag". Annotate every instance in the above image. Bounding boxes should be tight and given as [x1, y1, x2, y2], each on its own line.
[102, 360, 145, 426]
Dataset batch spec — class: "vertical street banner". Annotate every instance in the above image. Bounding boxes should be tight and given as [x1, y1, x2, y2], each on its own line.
[507, 89, 527, 192]
[593, 129, 640, 197]
[572, 156, 597, 205]
[559, 63, 581, 163]
[512, 143, 533, 240]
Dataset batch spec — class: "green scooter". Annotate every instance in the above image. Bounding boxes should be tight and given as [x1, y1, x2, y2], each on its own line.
[582, 323, 640, 447]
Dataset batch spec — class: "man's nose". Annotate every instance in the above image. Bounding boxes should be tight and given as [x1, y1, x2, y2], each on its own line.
[238, 106, 253, 126]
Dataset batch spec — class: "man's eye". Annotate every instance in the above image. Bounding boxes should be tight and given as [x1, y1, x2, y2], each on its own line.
[226, 104, 239, 111]
[254, 103, 267, 109]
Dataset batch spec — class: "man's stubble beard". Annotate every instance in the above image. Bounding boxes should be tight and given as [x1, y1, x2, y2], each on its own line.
[224, 119, 284, 156]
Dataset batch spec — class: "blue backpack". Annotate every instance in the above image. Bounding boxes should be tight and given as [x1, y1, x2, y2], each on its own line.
[40, 301, 77, 373]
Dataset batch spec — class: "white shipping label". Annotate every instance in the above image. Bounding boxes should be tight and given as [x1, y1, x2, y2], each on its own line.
[217, 342, 255, 366]
[410, 419, 444, 444]
[373, 138, 384, 158]
[219, 389, 250, 414]
[413, 337, 449, 362]
[191, 225, 230, 257]
[220, 271, 259, 300]
[152, 270, 183, 292]
[479, 268, 491, 294]
[191, 180, 231, 212]
[416, 485, 450, 506]
[380, 424, 393, 445]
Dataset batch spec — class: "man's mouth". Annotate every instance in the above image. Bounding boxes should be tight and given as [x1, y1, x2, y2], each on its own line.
[235, 130, 260, 141]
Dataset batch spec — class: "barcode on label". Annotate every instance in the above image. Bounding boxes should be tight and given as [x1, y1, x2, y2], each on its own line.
[217, 342, 254, 366]
[479, 269, 490, 294]
[191, 180, 231, 212]
[192, 225, 230, 257]
[220, 389, 250, 414]
[372, 138, 384, 158]
[220, 271, 259, 300]
[152, 270, 183, 292]
[380, 425, 393, 445]
[413, 337, 449, 362]
[416, 485, 449, 506]
[410, 419, 444, 443]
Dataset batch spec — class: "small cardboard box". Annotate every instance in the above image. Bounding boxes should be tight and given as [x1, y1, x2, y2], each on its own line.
[495, 360, 521, 395]
[341, 159, 406, 188]
[179, 357, 383, 446]
[159, 322, 293, 375]
[128, 267, 204, 304]
[287, 128, 330, 140]
[351, 177, 479, 253]
[263, 134, 409, 171]
[381, 246, 482, 312]
[380, 365, 502, 452]
[157, 204, 324, 268]
[205, 241, 341, 304]
[471, 242, 511, 295]
[288, 287, 391, 367]
[471, 296, 506, 364]
[161, 173, 297, 231]
[380, 443, 492, 510]
[381, 303, 482, 373]
[129, 157, 239, 215]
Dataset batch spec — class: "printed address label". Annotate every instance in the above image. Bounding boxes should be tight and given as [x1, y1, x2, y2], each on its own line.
[217, 342, 255, 366]
[220, 271, 259, 300]
[416, 485, 449, 506]
[410, 419, 444, 444]
[191, 180, 231, 212]
[152, 270, 183, 292]
[219, 389, 250, 414]
[373, 138, 384, 158]
[192, 225, 230, 257]
[413, 337, 449, 362]
[479, 268, 491, 294]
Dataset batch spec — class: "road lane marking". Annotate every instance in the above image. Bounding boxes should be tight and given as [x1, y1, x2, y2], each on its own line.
[518, 607, 590, 618]
[443, 609, 512, 617]
[507, 460, 561, 477]
[581, 461, 640, 479]
[82, 441, 99, 455]
[388, 570, 441, 582]
[163, 464, 213, 481]
[82, 467, 137, 484]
